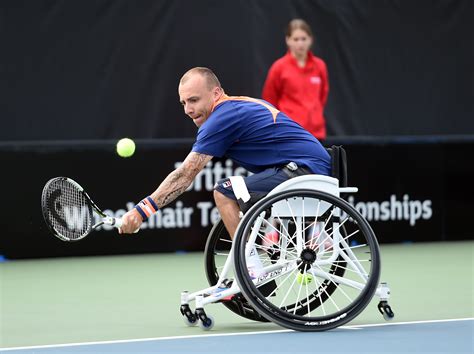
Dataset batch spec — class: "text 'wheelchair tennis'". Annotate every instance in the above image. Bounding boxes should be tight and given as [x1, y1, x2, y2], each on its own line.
[180, 146, 394, 331]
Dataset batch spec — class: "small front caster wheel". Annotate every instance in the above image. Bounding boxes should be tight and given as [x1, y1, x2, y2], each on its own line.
[180, 304, 198, 326]
[199, 315, 215, 331]
[183, 315, 198, 326]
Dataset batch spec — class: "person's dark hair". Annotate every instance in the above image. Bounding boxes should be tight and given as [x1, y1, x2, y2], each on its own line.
[285, 19, 313, 38]
[180, 67, 222, 89]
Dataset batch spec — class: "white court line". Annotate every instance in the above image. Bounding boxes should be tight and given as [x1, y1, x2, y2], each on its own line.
[342, 317, 474, 330]
[1, 317, 472, 352]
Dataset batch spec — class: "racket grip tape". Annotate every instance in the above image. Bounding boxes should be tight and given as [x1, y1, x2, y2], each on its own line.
[112, 217, 123, 228]
[109, 217, 139, 233]
[103, 217, 124, 228]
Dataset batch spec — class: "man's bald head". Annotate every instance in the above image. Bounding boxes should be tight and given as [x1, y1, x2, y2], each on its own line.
[178, 67, 224, 128]
[180, 67, 222, 90]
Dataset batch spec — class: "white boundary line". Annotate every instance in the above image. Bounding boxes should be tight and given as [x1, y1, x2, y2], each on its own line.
[1, 317, 472, 352]
[342, 317, 474, 329]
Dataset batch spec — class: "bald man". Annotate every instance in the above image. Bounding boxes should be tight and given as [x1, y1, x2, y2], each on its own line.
[119, 67, 330, 238]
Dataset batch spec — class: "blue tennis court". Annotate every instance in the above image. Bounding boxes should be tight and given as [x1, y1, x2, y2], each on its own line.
[2, 319, 472, 353]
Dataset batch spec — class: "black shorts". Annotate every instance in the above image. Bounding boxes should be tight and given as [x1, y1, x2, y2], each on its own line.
[214, 165, 311, 212]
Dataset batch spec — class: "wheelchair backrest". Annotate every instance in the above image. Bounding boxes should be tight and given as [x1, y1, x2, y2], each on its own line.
[326, 145, 348, 187]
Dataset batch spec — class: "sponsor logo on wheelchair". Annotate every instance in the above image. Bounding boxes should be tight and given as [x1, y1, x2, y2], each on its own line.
[255, 264, 292, 284]
[304, 313, 347, 326]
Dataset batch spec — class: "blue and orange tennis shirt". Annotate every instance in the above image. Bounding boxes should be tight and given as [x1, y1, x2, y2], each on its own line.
[192, 94, 331, 175]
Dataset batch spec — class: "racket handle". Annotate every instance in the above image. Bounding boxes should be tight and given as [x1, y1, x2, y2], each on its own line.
[104, 217, 139, 233]
[111, 217, 123, 228]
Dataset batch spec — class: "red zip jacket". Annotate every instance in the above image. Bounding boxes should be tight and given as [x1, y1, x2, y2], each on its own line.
[262, 51, 329, 139]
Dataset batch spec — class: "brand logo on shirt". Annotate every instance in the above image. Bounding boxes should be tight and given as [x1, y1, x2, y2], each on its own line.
[310, 76, 321, 84]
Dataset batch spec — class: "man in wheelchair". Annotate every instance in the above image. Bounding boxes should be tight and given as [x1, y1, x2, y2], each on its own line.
[119, 66, 331, 238]
[119, 67, 394, 331]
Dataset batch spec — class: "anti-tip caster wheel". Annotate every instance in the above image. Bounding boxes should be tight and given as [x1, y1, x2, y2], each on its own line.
[378, 301, 395, 321]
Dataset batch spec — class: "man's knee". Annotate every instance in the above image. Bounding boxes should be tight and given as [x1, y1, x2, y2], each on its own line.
[213, 189, 232, 206]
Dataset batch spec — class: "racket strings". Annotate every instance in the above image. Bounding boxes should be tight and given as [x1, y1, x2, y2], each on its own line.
[43, 178, 93, 240]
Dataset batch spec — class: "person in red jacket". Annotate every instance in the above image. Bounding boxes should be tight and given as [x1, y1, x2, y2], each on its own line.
[262, 19, 329, 140]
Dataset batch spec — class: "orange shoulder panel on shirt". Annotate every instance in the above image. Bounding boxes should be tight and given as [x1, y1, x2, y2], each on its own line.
[211, 94, 280, 122]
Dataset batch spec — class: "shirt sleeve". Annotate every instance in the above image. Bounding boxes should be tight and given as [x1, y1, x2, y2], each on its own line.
[262, 62, 281, 107]
[191, 103, 242, 157]
[319, 60, 329, 108]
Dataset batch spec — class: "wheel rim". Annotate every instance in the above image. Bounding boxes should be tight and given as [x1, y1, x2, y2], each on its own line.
[233, 189, 381, 331]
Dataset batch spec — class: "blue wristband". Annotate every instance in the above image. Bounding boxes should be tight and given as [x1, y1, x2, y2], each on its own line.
[134, 204, 148, 221]
[134, 196, 159, 221]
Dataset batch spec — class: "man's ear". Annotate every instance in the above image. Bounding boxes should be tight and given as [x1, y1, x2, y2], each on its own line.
[213, 86, 223, 100]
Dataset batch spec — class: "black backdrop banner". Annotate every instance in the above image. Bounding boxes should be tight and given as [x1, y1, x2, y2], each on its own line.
[1, 138, 472, 259]
[1, 0, 473, 141]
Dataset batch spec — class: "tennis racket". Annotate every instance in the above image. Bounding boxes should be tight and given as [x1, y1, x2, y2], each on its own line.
[41, 177, 124, 241]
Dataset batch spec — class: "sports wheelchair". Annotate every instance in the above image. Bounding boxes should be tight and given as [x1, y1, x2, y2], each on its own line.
[180, 146, 394, 331]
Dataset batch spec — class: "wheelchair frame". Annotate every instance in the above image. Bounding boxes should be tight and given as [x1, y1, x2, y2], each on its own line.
[180, 147, 394, 331]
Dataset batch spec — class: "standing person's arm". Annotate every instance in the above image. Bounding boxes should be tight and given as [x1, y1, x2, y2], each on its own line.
[319, 61, 329, 108]
[119, 151, 213, 234]
[262, 63, 281, 107]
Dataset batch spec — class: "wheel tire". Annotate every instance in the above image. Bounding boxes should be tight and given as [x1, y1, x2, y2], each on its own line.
[233, 189, 381, 331]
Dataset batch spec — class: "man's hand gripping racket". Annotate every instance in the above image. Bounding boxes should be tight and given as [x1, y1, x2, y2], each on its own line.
[41, 177, 138, 241]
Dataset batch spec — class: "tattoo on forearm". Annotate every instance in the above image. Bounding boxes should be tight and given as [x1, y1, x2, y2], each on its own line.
[152, 152, 212, 209]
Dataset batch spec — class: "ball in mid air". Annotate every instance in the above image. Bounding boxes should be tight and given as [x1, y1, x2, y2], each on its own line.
[116, 138, 135, 158]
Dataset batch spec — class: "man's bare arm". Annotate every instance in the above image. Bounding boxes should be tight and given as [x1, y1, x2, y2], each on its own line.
[151, 152, 213, 208]
[118, 152, 212, 234]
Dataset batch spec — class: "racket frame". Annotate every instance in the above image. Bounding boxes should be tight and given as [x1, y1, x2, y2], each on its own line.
[41, 177, 122, 241]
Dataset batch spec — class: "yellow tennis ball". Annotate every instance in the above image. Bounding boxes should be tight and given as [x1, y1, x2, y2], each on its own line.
[296, 273, 313, 285]
[116, 138, 135, 158]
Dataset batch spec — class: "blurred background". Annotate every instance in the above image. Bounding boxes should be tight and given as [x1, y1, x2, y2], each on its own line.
[1, 0, 473, 259]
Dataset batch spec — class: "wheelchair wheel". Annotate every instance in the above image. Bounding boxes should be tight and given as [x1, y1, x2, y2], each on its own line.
[205, 218, 347, 321]
[233, 189, 381, 331]
[204, 219, 268, 322]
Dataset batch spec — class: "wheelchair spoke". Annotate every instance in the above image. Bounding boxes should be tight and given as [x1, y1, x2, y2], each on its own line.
[278, 269, 301, 309]
[311, 274, 335, 314]
[232, 188, 381, 331]
[214, 252, 230, 257]
[313, 263, 354, 304]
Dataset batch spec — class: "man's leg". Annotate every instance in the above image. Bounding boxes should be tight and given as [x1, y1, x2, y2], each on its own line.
[214, 168, 290, 239]
[214, 189, 240, 239]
